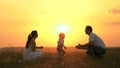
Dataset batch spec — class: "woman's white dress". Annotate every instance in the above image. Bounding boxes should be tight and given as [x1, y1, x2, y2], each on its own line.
[23, 39, 42, 61]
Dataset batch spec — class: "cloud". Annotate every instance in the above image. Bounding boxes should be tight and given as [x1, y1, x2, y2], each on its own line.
[107, 22, 120, 25]
[108, 8, 120, 14]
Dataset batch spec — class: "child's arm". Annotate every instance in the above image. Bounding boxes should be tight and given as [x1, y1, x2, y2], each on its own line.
[62, 39, 67, 49]
[63, 45, 67, 49]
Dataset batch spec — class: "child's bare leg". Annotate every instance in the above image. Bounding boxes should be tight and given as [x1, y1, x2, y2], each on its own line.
[62, 50, 65, 56]
[57, 50, 62, 58]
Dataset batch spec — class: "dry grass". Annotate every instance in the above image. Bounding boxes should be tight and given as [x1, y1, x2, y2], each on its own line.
[0, 47, 120, 68]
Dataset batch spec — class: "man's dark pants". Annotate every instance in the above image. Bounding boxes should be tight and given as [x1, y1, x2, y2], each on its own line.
[76, 44, 106, 58]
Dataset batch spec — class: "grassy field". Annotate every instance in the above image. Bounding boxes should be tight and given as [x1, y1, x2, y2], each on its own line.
[0, 47, 120, 68]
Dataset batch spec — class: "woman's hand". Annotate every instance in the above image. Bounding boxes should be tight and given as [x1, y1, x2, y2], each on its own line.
[36, 46, 43, 49]
[40, 46, 43, 49]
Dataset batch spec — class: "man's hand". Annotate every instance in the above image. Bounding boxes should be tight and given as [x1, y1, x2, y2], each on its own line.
[75, 43, 81, 49]
[78, 43, 82, 46]
[75, 43, 88, 50]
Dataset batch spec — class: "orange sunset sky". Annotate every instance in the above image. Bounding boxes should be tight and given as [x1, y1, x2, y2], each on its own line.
[0, 0, 120, 48]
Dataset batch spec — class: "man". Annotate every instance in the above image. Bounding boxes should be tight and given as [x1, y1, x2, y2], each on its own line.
[76, 26, 106, 58]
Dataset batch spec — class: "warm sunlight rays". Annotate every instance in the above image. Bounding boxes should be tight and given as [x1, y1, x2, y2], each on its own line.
[0, 0, 120, 48]
[55, 24, 70, 34]
[33, 22, 88, 47]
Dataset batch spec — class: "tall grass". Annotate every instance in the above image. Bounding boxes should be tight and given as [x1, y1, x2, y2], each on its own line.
[0, 47, 120, 68]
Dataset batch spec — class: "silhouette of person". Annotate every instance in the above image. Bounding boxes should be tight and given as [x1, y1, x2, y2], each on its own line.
[76, 26, 106, 58]
[23, 30, 43, 61]
[57, 33, 67, 58]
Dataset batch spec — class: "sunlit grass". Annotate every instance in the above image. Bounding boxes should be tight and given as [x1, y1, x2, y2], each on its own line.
[0, 47, 120, 68]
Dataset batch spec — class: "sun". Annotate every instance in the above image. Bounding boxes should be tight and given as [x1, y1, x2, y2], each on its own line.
[56, 24, 70, 34]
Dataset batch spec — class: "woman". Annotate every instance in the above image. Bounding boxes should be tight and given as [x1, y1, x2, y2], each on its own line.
[23, 30, 43, 61]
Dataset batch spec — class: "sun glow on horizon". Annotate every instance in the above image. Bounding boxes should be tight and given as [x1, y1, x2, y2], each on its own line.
[0, 0, 120, 48]
[55, 24, 70, 34]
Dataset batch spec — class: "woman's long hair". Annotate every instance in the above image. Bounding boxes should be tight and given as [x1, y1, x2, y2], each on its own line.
[25, 30, 37, 48]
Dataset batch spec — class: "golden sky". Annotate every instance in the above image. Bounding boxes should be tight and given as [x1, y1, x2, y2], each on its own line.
[0, 0, 120, 48]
